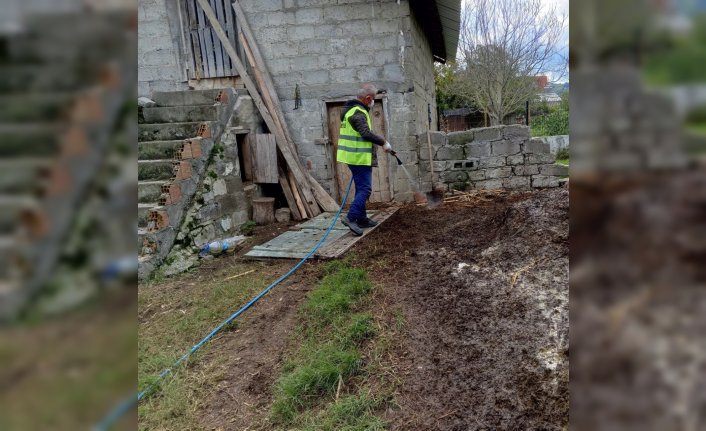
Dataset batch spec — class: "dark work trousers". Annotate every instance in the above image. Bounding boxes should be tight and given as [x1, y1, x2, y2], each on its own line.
[347, 164, 372, 222]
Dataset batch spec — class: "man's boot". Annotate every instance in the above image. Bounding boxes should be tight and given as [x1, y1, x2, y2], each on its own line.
[357, 217, 378, 228]
[342, 216, 363, 236]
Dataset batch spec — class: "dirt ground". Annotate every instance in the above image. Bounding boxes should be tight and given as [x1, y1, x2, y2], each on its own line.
[140, 188, 569, 430]
[356, 188, 569, 430]
[570, 170, 706, 430]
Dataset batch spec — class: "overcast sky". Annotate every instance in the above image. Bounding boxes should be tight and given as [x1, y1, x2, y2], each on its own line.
[458, 0, 569, 83]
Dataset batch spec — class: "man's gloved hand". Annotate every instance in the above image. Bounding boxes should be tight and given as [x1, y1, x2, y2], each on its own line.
[383, 142, 393, 153]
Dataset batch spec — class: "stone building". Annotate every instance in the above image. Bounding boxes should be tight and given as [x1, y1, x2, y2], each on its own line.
[138, 0, 462, 203]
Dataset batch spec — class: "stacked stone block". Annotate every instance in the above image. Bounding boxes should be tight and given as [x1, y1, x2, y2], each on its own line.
[421, 125, 568, 191]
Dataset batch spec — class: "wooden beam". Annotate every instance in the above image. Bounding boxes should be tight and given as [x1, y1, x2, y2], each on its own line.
[195, 0, 323, 215]
[233, 0, 294, 146]
[278, 166, 303, 221]
[288, 168, 309, 219]
[233, 0, 339, 213]
[239, 32, 289, 159]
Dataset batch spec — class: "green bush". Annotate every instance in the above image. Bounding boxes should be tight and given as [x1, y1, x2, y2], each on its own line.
[686, 104, 706, 124]
[531, 108, 569, 137]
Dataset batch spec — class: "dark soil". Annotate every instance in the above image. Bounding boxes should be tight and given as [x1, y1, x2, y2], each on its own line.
[196, 267, 315, 431]
[144, 189, 569, 430]
[570, 170, 706, 430]
[354, 188, 570, 430]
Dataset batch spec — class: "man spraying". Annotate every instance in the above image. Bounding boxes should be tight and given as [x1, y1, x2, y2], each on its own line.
[336, 83, 393, 236]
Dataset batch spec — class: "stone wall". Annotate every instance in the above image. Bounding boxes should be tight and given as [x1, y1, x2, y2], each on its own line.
[137, 0, 188, 95]
[138, 0, 439, 201]
[534, 135, 569, 155]
[422, 125, 569, 191]
[159, 128, 254, 276]
[571, 67, 688, 174]
[238, 0, 435, 201]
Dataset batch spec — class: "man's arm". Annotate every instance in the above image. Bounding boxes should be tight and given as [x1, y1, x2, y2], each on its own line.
[349, 112, 386, 146]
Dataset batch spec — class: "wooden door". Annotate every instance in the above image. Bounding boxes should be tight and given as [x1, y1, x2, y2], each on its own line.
[180, 0, 240, 80]
[327, 102, 392, 205]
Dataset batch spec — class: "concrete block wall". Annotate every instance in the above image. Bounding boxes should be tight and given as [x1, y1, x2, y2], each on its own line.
[238, 0, 434, 200]
[138, 0, 189, 96]
[421, 125, 569, 191]
[159, 127, 254, 276]
[534, 135, 569, 155]
[571, 67, 688, 174]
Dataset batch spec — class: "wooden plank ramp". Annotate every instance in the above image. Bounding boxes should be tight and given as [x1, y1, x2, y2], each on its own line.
[245, 206, 399, 260]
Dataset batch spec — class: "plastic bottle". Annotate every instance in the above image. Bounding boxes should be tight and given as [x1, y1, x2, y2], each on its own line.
[199, 236, 246, 257]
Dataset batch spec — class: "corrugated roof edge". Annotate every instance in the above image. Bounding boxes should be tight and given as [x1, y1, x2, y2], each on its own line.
[409, 0, 461, 63]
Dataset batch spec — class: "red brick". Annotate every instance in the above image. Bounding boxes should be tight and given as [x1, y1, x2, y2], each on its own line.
[160, 183, 182, 205]
[61, 126, 89, 156]
[173, 160, 192, 180]
[149, 210, 169, 231]
[198, 123, 212, 138]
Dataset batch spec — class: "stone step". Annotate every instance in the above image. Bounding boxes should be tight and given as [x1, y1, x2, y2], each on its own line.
[141, 105, 220, 125]
[138, 160, 174, 181]
[151, 89, 225, 107]
[0, 93, 75, 122]
[138, 180, 168, 204]
[0, 158, 51, 194]
[0, 65, 88, 94]
[0, 123, 61, 157]
[138, 203, 159, 228]
[0, 209, 17, 234]
[137, 140, 184, 161]
[0, 236, 15, 279]
[138, 121, 217, 142]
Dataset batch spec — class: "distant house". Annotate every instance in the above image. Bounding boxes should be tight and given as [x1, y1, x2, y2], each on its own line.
[538, 92, 562, 106]
[441, 107, 485, 132]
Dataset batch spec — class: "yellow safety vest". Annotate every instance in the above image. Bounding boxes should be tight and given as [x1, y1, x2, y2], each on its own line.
[336, 106, 373, 166]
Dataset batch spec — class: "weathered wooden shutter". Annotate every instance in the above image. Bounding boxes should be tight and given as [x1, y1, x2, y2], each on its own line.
[181, 0, 240, 79]
[253, 134, 279, 184]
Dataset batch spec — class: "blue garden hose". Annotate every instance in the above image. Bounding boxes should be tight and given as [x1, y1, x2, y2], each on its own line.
[94, 178, 354, 431]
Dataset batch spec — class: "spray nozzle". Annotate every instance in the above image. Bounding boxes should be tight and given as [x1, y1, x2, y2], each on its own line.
[389, 150, 403, 165]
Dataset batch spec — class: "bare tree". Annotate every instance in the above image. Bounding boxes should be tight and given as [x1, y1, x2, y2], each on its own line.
[454, 0, 567, 125]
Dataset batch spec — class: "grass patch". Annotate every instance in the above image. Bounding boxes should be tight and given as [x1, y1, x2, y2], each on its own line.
[299, 393, 387, 431]
[270, 261, 386, 429]
[138, 262, 285, 430]
[686, 122, 706, 137]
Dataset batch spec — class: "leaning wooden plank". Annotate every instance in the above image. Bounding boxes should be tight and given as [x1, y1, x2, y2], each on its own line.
[195, 0, 324, 216]
[240, 32, 288, 146]
[278, 166, 303, 221]
[288, 168, 309, 219]
[233, 2, 338, 212]
[233, 0, 294, 145]
[254, 134, 279, 184]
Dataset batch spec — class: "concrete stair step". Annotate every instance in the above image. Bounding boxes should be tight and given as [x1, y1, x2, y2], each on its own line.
[0, 65, 87, 94]
[138, 160, 174, 181]
[138, 203, 159, 228]
[0, 236, 17, 279]
[138, 180, 168, 204]
[0, 209, 18, 234]
[141, 105, 220, 124]
[151, 89, 225, 107]
[138, 140, 185, 160]
[0, 123, 61, 157]
[0, 158, 51, 194]
[0, 194, 39, 208]
[138, 121, 217, 142]
[0, 93, 74, 122]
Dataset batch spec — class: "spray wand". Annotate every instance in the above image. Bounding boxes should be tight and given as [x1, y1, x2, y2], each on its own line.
[389, 149, 403, 165]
